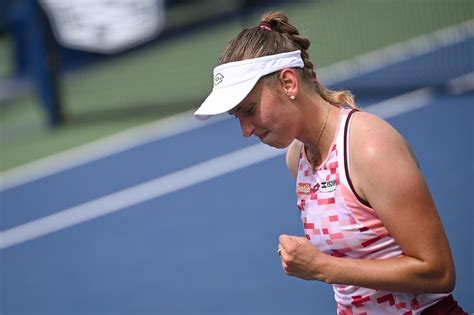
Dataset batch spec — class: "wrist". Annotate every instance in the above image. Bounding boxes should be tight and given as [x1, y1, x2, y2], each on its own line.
[312, 252, 334, 283]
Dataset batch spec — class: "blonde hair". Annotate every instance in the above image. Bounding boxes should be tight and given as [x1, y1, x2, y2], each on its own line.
[218, 11, 356, 108]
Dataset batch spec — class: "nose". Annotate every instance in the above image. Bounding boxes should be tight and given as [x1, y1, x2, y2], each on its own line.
[239, 117, 255, 138]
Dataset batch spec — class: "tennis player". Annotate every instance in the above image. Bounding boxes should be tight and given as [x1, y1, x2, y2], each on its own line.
[194, 11, 466, 315]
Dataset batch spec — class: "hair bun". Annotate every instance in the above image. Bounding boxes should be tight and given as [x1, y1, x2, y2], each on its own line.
[260, 11, 298, 35]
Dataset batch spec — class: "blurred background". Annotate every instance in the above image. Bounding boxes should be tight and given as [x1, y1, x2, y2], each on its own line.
[1, 0, 473, 314]
[1, 0, 472, 171]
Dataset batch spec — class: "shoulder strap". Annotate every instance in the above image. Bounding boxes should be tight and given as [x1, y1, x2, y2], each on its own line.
[341, 109, 371, 207]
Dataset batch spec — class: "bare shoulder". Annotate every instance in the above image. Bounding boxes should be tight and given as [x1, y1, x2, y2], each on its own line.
[348, 110, 420, 203]
[349, 110, 414, 164]
[286, 139, 303, 180]
[347, 111, 455, 293]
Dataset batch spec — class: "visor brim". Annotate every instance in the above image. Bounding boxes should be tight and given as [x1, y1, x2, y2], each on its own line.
[194, 76, 260, 120]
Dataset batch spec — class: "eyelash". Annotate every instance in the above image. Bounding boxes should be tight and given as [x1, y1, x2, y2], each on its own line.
[244, 107, 255, 116]
[231, 105, 255, 118]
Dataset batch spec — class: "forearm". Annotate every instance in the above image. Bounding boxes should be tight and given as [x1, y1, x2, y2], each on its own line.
[320, 254, 454, 294]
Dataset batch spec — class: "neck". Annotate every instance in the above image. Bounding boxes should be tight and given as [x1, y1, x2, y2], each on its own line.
[296, 96, 338, 168]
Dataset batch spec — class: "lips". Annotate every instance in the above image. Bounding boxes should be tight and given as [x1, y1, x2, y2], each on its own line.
[258, 130, 269, 140]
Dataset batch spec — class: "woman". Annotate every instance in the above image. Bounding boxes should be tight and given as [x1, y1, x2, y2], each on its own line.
[194, 11, 466, 315]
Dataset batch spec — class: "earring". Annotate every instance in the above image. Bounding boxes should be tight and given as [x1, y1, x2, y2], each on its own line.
[289, 95, 295, 100]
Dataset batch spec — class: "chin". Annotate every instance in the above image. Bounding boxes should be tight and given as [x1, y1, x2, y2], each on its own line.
[264, 139, 291, 149]
[272, 143, 288, 149]
[260, 133, 293, 149]
[275, 138, 294, 149]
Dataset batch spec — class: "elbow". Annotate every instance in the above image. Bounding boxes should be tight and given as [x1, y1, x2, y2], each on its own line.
[431, 265, 456, 293]
[437, 269, 455, 293]
[418, 259, 456, 293]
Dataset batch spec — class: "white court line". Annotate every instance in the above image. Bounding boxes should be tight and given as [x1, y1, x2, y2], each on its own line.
[447, 72, 474, 95]
[365, 88, 434, 118]
[1, 19, 472, 191]
[0, 110, 229, 191]
[319, 20, 474, 86]
[0, 87, 436, 250]
[0, 143, 283, 250]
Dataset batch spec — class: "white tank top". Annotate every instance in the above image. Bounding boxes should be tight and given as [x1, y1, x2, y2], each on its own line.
[295, 107, 448, 314]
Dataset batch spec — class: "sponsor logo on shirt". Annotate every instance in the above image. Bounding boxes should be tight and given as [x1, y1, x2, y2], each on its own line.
[320, 180, 337, 193]
[297, 183, 311, 195]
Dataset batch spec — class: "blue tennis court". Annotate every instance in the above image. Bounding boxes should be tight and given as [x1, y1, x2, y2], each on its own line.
[1, 30, 473, 314]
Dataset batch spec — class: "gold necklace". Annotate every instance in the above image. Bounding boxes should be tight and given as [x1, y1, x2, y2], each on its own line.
[308, 104, 330, 169]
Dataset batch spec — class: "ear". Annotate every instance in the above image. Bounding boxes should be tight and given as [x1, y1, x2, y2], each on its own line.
[279, 68, 299, 99]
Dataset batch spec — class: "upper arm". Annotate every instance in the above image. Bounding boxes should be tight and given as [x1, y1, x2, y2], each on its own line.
[349, 112, 454, 271]
[286, 139, 303, 180]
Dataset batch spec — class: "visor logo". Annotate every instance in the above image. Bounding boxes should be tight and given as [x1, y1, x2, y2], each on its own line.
[214, 73, 224, 86]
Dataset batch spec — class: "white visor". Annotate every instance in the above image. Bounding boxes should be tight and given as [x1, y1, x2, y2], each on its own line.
[194, 50, 304, 120]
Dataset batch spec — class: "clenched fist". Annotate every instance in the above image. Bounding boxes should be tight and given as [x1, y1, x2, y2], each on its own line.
[278, 234, 329, 281]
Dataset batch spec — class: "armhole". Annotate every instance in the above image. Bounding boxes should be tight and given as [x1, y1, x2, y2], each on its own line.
[343, 109, 372, 208]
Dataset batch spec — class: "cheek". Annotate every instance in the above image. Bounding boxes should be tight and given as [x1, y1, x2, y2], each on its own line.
[260, 97, 287, 124]
[259, 94, 298, 134]
[266, 109, 299, 145]
[269, 102, 298, 132]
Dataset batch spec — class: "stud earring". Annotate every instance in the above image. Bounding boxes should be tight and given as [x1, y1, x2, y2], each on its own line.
[289, 95, 295, 100]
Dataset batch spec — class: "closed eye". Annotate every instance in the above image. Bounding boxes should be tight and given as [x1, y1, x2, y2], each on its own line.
[244, 105, 256, 116]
